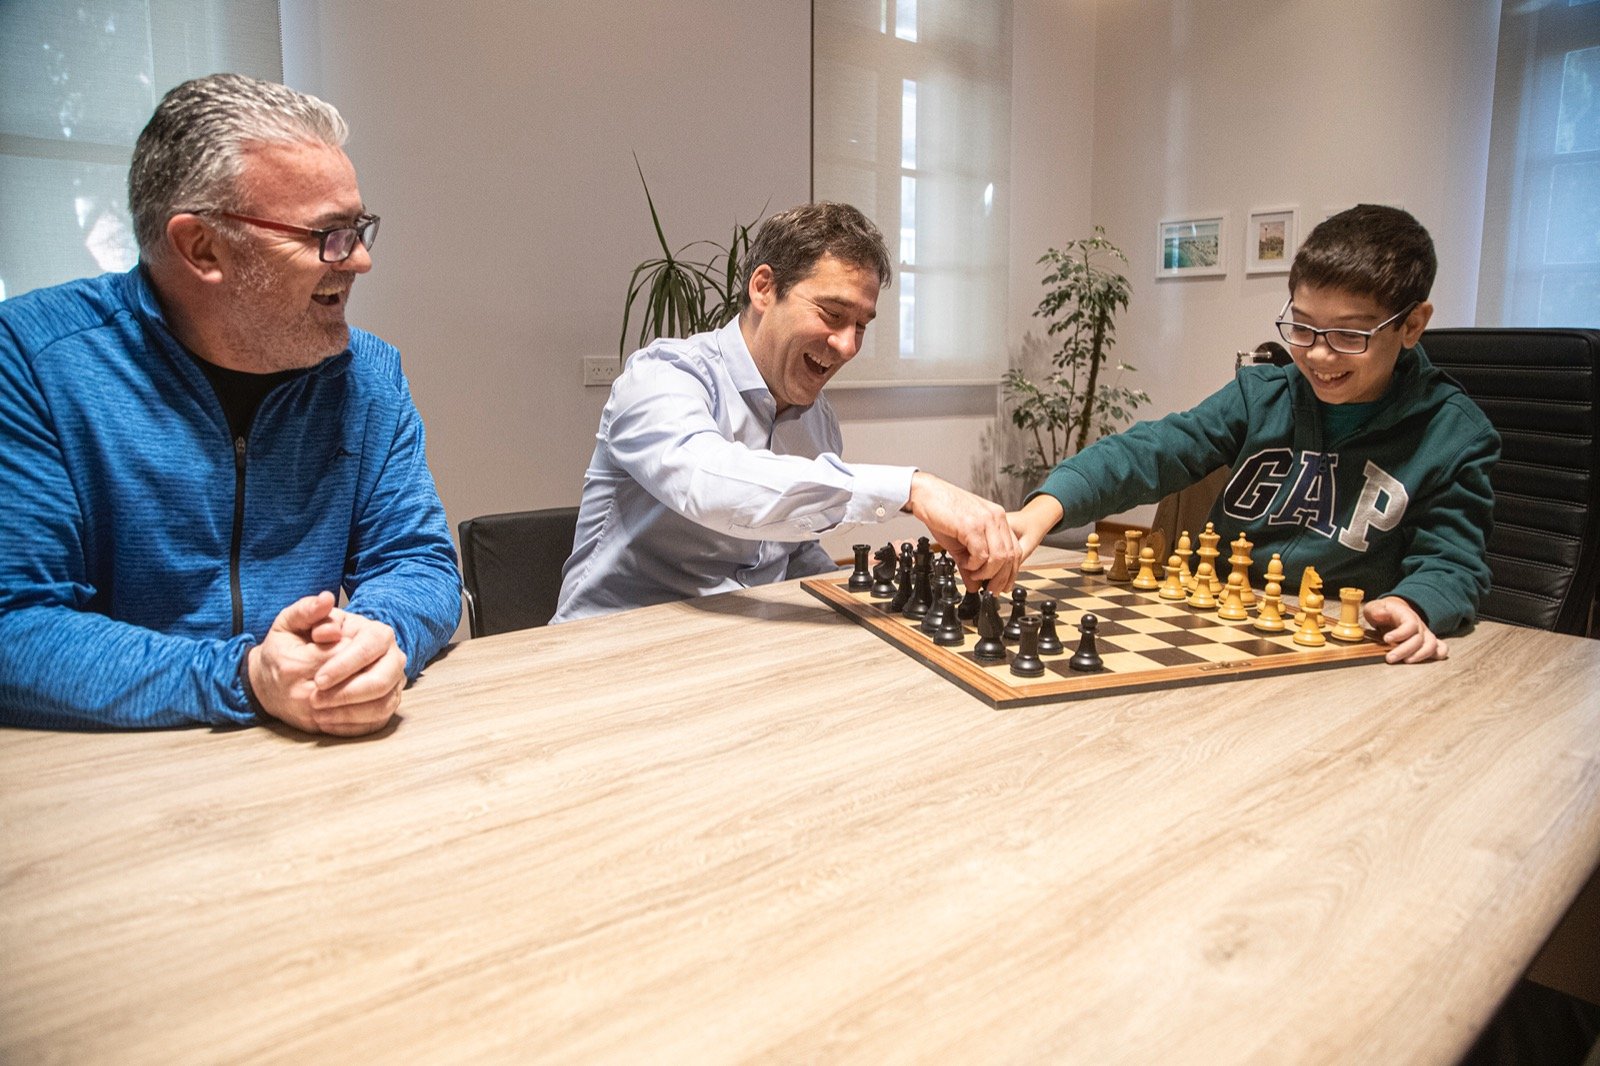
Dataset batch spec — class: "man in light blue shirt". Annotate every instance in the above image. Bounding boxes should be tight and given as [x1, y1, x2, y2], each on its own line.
[553, 202, 1019, 623]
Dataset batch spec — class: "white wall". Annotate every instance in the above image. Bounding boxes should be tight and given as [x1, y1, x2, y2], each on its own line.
[280, 0, 812, 534]
[1088, 0, 1502, 425]
[826, 0, 1098, 554]
[278, 0, 1503, 565]
[279, 0, 1096, 564]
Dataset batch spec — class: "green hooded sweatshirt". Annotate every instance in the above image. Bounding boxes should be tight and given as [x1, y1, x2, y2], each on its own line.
[1028, 343, 1500, 635]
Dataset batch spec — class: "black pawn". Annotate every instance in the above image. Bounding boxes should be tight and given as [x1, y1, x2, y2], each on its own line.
[1037, 601, 1064, 656]
[848, 543, 872, 590]
[1069, 613, 1104, 672]
[1002, 586, 1029, 643]
[889, 543, 915, 611]
[957, 589, 981, 621]
[973, 590, 1007, 663]
[934, 599, 966, 646]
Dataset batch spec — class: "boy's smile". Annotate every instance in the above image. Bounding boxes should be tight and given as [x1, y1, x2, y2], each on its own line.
[1284, 285, 1431, 404]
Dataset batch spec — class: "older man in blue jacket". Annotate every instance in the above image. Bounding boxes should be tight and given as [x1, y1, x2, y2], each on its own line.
[0, 74, 459, 735]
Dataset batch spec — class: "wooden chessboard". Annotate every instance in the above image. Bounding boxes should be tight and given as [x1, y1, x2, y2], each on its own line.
[802, 563, 1392, 708]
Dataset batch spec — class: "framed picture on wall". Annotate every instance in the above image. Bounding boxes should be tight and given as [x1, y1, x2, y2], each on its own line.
[1156, 215, 1227, 278]
[1245, 207, 1297, 274]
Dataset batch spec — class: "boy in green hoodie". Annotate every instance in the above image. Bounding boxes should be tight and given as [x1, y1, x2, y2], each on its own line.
[1009, 205, 1498, 663]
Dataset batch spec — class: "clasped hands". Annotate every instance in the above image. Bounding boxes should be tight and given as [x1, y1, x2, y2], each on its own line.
[247, 591, 408, 736]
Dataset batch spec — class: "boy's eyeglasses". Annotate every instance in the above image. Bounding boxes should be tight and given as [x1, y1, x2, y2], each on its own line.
[211, 211, 380, 263]
[1274, 297, 1417, 355]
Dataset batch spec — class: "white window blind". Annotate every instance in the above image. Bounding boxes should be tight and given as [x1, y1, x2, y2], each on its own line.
[814, 0, 1012, 386]
[1479, 0, 1600, 327]
[0, 0, 283, 301]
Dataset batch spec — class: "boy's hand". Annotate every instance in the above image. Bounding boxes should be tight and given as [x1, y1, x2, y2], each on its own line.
[1007, 495, 1066, 561]
[1364, 595, 1448, 663]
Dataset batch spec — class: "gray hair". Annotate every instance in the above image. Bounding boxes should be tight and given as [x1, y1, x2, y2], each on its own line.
[129, 72, 349, 258]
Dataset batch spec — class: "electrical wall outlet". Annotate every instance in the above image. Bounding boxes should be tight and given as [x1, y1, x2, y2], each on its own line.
[582, 356, 624, 388]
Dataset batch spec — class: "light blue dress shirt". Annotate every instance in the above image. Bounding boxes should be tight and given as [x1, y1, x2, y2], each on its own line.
[552, 319, 915, 622]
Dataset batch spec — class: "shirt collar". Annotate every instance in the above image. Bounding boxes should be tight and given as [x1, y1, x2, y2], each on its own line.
[715, 316, 770, 396]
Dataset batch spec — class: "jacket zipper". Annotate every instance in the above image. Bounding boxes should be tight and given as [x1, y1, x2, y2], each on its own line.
[230, 435, 246, 635]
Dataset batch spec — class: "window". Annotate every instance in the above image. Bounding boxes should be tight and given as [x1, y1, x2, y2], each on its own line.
[1480, 0, 1600, 327]
[0, 0, 282, 301]
[814, 0, 1012, 384]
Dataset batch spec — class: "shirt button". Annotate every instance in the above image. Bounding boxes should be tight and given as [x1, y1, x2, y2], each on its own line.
[875, 506, 887, 518]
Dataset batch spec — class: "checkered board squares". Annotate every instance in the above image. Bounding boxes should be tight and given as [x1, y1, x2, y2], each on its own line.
[801, 564, 1390, 709]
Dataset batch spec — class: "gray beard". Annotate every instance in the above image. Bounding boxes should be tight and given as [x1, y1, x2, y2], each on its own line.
[218, 243, 351, 372]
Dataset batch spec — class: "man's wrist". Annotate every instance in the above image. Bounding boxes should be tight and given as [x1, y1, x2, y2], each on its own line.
[239, 645, 268, 719]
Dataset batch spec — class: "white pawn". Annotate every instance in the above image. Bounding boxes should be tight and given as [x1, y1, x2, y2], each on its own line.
[1159, 554, 1187, 600]
[1293, 588, 1327, 647]
[1187, 561, 1218, 608]
[1217, 572, 1248, 621]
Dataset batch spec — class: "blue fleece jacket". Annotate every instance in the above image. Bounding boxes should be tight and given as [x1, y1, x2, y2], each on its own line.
[0, 267, 460, 729]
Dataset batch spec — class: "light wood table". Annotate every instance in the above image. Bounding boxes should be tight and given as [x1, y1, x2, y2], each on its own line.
[5, 554, 1600, 1064]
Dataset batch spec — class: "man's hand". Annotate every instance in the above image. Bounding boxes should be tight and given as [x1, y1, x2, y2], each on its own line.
[1363, 595, 1448, 663]
[1007, 494, 1066, 561]
[905, 471, 1021, 591]
[248, 593, 407, 736]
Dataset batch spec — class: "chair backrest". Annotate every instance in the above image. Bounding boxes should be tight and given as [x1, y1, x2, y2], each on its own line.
[457, 506, 581, 637]
[1422, 327, 1600, 636]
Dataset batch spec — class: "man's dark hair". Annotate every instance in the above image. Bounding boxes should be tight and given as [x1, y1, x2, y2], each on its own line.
[739, 202, 893, 311]
[1288, 204, 1436, 314]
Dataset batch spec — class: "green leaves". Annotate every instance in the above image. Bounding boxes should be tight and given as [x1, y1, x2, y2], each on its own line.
[619, 156, 759, 358]
[1002, 226, 1146, 476]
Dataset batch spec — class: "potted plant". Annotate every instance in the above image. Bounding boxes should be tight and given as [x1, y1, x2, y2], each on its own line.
[1000, 227, 1148, 488]
[619, 156, 760, 358]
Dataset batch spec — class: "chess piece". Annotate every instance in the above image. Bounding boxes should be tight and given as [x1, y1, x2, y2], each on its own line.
[1037, 601, 1064, 655]
[1002, 586, 1029, 643]
[957, 589, 981, 621]
[1186, 561, 1218, 609]
[973, 590, 1007, 662]
[1228, 533, 1256, 606]
[1080, 532, 1104, 574]
[903, 545, 933, 619]
[1264, 553, 1286, 591]
[1253, 572, 1286, 632]
[1159, 554, 1187, 600]
[1145, 528, 1167, 569]
[1217, 572, 1248, 621]
[1069, 613, 1104, 672]
[1295, 565, 1323, 627]
[1010, 616, 1046, 677]
[848, 544, 872, 590]
[1331, 587, 1367, 642]
[1132, 545, 1159, 591]
[1293, 588, 1327, 647]
[934, 598, 966, 646]
[1176, 531, 1195, 590]
[1108, 539, 1131, 583]
[1198, 524, 1223, 594]
[919, 582, 947, 636]
[870, 543, 897, 599]
[1124, 530, 1143, 575]
[890, 542, 915, 612]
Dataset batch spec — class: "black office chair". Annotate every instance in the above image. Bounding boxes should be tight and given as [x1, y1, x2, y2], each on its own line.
[457, 506, 580, 637]
[1423, 327, 1600, 636]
